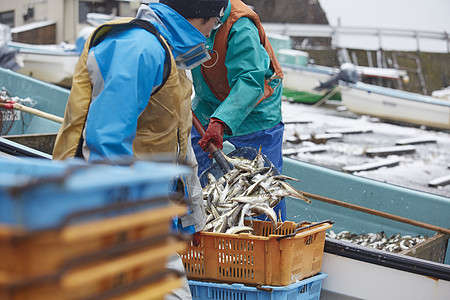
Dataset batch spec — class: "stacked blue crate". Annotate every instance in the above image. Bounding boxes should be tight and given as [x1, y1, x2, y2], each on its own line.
[0, 157, 191, 231]
[189, 273, 328, 300]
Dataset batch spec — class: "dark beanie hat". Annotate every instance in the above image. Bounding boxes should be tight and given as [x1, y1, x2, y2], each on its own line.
[160, 0, 229, 18]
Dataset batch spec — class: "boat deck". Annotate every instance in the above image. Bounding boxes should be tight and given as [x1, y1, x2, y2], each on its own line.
[281, 100, 450, 197]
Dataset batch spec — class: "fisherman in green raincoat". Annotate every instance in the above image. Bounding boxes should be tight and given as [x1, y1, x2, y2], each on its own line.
[191, 0, 286, 220]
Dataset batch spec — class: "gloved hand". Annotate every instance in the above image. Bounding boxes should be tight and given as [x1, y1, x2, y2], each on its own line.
[198, 118, 225, 152]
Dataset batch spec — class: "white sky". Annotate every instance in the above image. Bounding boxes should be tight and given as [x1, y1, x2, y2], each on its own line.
[319, 0, 450, 32]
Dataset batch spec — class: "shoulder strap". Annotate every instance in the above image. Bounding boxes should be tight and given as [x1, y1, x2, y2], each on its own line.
[130, 19, 172, 95]
[88, 19, 172, 96]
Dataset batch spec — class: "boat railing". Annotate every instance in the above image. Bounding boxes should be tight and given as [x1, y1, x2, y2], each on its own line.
[262, 23, 450, 53]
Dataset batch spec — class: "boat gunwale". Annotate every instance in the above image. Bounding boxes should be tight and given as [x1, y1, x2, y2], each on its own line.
[325, 237, 450, 281]
[280, 63, 337, 75]
[7, 42, 80, 57]
[0, 137, 51, 159]
[14, 49, 80, 57]
[340, 81, 450, 108]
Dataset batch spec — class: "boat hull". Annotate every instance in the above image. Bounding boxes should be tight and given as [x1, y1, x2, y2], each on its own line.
[321, 250, 450, 299]
[15, 52, 78, 87]
[282, 88, 333, 104]
[340, 82, 450, 129]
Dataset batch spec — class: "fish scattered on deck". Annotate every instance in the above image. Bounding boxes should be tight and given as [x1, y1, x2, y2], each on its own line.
[326, 230, 428, 253]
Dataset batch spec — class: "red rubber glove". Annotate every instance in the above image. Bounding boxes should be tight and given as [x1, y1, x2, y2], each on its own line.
[198, 118, 225, 152]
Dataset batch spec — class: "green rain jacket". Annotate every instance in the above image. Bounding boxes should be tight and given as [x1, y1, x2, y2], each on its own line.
[191, 5, 283, 137]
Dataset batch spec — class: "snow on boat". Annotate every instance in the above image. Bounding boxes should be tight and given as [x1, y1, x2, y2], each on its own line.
[432, 86, 450, 101]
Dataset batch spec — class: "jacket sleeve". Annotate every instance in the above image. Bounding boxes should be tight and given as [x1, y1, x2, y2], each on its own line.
[84, 28, 166, 163]
[210, 17, 271, 134]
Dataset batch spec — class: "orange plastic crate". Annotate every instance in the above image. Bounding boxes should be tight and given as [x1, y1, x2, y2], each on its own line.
[180, 220, 333, 286]
[0, 238, 187, 300]
[0, 203, 186, 280]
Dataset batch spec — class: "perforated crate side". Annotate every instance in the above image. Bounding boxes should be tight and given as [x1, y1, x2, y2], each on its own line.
[189, 272, 328, 300]
[181, 221, 332, 286]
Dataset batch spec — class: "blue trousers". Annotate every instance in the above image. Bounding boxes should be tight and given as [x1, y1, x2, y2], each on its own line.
[191, 122, 286, 221]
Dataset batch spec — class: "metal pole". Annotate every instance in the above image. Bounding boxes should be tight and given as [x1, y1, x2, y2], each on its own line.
[377, 29, 382, 51]
[331, 27, 337, 49]
[445, 31, 450, 54]
[415, 31, 420, 52]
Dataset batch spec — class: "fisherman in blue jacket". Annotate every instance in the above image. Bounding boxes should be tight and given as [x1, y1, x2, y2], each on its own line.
[53, 1, 229, 299]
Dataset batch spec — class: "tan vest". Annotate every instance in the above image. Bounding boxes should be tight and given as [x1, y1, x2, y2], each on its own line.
[53, 18, 192, 161]
[201, 0, 283, 105]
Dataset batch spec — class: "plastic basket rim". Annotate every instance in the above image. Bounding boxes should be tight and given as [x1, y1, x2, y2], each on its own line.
[188, 272, 328, 290]
[198, 220, 333, 240]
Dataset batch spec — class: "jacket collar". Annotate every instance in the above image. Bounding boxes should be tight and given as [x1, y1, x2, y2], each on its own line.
[137, 3, 210, 69]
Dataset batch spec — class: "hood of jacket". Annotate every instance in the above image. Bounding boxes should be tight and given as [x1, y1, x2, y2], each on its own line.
[137, 3, 210, 69]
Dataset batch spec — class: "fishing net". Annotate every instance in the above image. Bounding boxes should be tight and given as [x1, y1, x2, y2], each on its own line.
[0, 87, 37, 136]
[0, 105, 15, 135]
[0, 87, 13, 135]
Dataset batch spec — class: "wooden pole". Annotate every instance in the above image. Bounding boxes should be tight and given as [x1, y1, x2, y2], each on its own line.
[0, 102, 63, 124]
[302, 191, 450, 235]
[191, 110, 231, 173]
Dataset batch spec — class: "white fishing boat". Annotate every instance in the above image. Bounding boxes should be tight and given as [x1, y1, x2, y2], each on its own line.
[7, 41, 79, 88]
[339, 80, 450, 130]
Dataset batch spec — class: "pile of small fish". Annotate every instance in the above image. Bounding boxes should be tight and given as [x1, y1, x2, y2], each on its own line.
[202, 147, 311, 234]
[327, 230, 428, 253]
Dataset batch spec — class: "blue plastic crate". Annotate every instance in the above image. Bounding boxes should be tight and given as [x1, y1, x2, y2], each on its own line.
[189, 273, 327, 300]
[0, 157, 191, 231]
